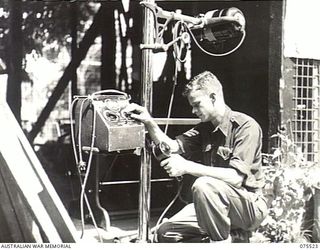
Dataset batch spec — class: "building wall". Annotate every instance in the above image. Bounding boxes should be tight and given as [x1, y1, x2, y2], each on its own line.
[282, 0, 320, 164]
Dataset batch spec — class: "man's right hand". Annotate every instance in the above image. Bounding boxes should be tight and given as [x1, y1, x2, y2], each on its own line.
[123, 103, 153, 125]
[124, 103, 181, 154]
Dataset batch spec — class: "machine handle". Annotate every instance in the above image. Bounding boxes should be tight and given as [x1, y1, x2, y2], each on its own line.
[92, 89, 130, 100]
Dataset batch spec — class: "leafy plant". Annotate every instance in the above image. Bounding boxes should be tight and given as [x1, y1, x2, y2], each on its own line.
[255, 131, 319, 242]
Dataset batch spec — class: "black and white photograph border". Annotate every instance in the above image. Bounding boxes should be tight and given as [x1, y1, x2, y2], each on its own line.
[0, 0, 319, 249]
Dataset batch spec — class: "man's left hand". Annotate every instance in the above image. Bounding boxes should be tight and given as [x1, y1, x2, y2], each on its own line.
[160, 154, 188, 177]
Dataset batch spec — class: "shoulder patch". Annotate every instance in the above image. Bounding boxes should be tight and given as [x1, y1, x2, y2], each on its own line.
[183, 128, 200, 137]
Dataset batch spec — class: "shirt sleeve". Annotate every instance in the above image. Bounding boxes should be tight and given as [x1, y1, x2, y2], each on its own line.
[175, 125, 202, 154]
[229, 118, 264, 188]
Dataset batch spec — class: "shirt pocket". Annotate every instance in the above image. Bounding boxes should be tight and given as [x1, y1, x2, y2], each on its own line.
[216, 146, 232, 161]
[202, 143, 213, 165]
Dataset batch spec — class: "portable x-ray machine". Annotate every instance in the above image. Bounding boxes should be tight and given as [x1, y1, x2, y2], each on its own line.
[71, 0, 246, 243]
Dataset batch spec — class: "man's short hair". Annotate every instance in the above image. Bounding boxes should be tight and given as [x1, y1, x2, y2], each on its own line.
[182, 71, 223, 97]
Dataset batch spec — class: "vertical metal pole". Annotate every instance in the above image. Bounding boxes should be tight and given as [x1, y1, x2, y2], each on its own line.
[138, 0, 154, 242]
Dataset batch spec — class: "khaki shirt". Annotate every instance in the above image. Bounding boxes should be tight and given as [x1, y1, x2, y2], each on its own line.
[176, 106, 265, 192]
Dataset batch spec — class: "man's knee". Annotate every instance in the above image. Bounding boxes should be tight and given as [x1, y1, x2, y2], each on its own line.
[192, 176, 226, 196]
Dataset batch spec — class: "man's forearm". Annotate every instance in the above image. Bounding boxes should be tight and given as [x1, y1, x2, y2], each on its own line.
[183, 160, 244, 188]
[144, 119, 181, 153]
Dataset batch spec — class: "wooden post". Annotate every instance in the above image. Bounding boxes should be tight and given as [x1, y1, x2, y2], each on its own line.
[137, 0, 154, 242]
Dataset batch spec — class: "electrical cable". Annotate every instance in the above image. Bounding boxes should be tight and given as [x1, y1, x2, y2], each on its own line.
[154, 32, 185, 241]
[77, 98, 88, 170]
[69, 96, 103, 242]
[68, 98, 79, 205]
[172, 21, 188, 64]
[70, 90, 132, 242]
[164, 58, 178, 135]
[77, 98, 88, 238]
[70, 98, 87, 238]
[164, 20, 188, 134]
[78, 97, 103, 242]
[70, 98, 79, 164]
[152, 180, 183, 242]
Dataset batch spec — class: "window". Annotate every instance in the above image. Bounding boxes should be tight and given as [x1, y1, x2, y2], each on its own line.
[292, 58, 320, 163]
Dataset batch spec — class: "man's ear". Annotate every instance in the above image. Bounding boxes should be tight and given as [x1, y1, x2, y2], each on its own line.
[209, 93, 216, 104]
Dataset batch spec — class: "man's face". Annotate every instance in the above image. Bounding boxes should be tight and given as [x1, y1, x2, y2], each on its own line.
[187, 90, 216, 122]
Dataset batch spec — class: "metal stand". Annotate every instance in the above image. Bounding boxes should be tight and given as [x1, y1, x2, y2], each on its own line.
[137, 0, 154, 243]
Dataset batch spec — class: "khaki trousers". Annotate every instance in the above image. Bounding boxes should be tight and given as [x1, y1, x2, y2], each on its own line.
[156, 176, 268, 242]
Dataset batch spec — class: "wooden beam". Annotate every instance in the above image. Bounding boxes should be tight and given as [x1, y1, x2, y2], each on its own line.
[101, 2, 116, 90]
[267, 0, 284, 150]
[6, 0, 22, 124]
[28, 5, 106, 142]
[0, 100, 78, 242]
[154, 118, 200, 125]
[70, 3, 78, 97]
[0, 156, 26, 242]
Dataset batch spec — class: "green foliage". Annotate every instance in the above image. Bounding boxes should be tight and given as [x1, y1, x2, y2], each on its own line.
[255, 131, 319, 242]
[0, 0, 97, 57]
